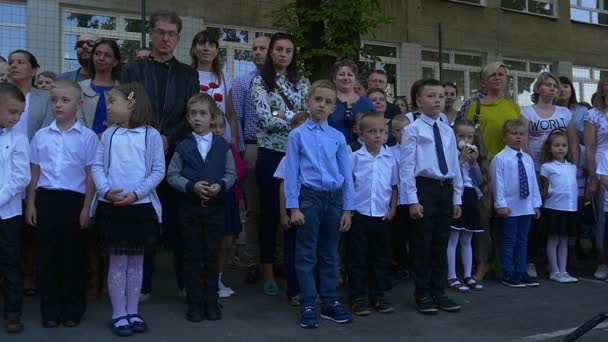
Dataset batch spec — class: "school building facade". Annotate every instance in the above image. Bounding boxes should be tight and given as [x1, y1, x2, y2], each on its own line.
[2, 0, 607, 106]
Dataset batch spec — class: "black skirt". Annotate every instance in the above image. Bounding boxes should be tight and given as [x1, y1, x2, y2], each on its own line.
[451, 187, 483, 233]
[95, 201, 159, 255]
[543, 208, 577, 237]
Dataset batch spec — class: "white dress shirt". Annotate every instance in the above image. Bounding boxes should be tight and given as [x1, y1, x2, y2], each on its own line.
[490, 146, 542, 216]
[399, 113, 463, 205]
[352, 145, 398, 217]
[193, 131, 213, 160]
[540, 160, 578, 212]
[30, 120, 98, 194]
[100, 127, 151, 204]
[0, 128, 31, 220]
[12, 92, 30, 137]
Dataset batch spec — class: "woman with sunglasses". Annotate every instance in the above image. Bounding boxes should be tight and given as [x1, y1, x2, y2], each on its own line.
[328, 59, 374, 143]
[57, 33, 99, 82]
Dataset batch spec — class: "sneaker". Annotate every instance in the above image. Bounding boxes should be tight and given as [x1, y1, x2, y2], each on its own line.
[520, 274, 540, 287]
[321, 301, 353, 324]
[218, 280, 235, 298]
[526, 263, 538, 278]
[415, 297, 438, 315]
[229, 255, 254, 270]
[502, 275, 525, 288]
[351, 298, 372, 316]
[289, 295, 300, 307]
[138, 293, 151, 303]
[374, 297, 396, 314]
[299, 306, 319, 329]
[432, 295, 461, 312]
[593, 264, 608, 280]
[549, 272, 567, 283]
[263, 280, 279, 296]
[560, 273, 579, 283]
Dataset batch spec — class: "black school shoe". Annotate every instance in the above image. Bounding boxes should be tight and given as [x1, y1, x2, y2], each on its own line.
[62, 319, 80, 327]
[415, 297, 438, 315]
[374, 297, 396, 314]
[432, 295, 461, 312]
[351, 298, 372, 316]
[519, 274, 540, 287]
[186, 304, 204, 322]
[205, 302, 222, 321]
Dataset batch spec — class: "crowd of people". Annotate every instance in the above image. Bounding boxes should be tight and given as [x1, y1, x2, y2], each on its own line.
[0, 8, 608, 336]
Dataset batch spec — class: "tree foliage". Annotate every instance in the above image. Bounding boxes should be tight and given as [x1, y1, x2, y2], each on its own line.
[272, 0, 392, 81]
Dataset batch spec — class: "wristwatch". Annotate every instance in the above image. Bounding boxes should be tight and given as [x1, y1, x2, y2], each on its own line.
[272, 110, 279, 117]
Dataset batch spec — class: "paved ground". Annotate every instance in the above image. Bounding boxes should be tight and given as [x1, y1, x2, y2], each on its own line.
[6, 252, 608, 342]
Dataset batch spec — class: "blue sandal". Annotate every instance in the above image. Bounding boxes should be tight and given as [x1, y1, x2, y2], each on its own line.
[127, 314, 147, 333]
[110, 316, 134, 337]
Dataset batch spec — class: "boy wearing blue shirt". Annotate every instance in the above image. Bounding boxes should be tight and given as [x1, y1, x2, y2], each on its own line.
[284, 80, 355, 329]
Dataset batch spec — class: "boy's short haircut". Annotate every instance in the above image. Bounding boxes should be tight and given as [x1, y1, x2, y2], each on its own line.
[357, 112, 384, 131]
[0, 83, 25, 103]
[391, 114, 409, 130]
[416, 78, 443, 97]
[292, 111, 310, 126]
[51, 79, 83, 99]
[366, 87, 386, 98]
[502, 118, 526, 136]
[308, 79, 336, 98]
[370, 69, 387, 78]
[186, 93, 221, 119]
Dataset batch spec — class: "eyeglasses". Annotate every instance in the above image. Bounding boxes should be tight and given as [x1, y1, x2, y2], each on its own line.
[75, 40, 96, 49]
[152, 29, 179, 38]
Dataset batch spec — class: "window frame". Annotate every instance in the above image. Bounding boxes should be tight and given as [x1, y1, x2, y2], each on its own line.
[359, 40, 400, 98]
[570, 0, 608, 26]
[501, 0, 559, 18]
[502, 57, 552, 106]
[0, 1, 26, 57]
[447, 0, 487, 7]
[572, 65, 608, 105]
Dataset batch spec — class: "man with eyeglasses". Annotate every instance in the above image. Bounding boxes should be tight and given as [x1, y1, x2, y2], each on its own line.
[121, 10, 199, 305]
[56, 33, 98, 82]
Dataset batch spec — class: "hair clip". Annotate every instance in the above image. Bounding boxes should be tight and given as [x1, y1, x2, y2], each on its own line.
[127, 91, 135, 100]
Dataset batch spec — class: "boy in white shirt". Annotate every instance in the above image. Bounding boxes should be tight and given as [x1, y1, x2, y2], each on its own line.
[0, 84, 30, 333]
[348, 113, 397, 316]
[490, 119, 542, 288]
[25, 80, 98, 328]
[400, 79, 463, 315]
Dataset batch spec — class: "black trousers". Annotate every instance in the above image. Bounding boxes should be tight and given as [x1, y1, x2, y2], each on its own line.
[0, 216, 23, 317]
[255, 147, 284, 264]
[410, 178, 453, 299]
[180, 201, 224, 307]
[347, 212, 391, 301]
[392, 205, 410, 268]
[36, 189, 86, 321]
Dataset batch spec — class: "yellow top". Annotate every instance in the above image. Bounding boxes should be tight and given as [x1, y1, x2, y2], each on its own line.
[464, 98, 521, 160]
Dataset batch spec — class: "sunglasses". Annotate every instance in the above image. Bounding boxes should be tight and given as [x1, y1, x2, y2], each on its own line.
[74, 40, 96, 49]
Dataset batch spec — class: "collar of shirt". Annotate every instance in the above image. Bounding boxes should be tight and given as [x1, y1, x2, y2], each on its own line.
[49, 120, 83, 133]
[355, 144, 392, 159]
[114, 126, 146, 135]
[419, 113, 441, 127]
[504, 145, 523, 157]
[305, 118, 330, 131]
[192, 131, 213, 143]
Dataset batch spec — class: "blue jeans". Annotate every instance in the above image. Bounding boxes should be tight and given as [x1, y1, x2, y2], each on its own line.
[295, 186, 342, 307]
[499, 215, 533, 277]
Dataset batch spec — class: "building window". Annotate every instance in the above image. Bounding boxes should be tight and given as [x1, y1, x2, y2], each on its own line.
[501, 0, 557, 17]
[448, 0, 487, 6]
[359, 41, 400, 98]
[421, 49, 483, 108]
[62, 9, 149, 72]
[503, 58, 552, 106]
[570, 0, 608, 26]
[572, 65, 608, 105]
[0, 2, 26, 58]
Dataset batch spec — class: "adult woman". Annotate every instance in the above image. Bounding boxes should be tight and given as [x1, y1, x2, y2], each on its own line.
[521, 72, 579, 171]
[328, 59, 374, 142]
[251, 32, 308, 296]
[7, 50, 53, 140]
[190, 30, 235, 143]
[36, 71, 56, 90]
[79, 39, 121, 134]
[583, 75, 608, 281]
[443, 82, 459, 125]
[558, 76, 588, 145]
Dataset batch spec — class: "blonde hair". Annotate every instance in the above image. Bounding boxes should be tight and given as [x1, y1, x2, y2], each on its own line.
[481, 62, 507, 81]
[502, 118, 526, 136]
[308, 79, 336, 98]
[186, 93, 222, 120]
[532, 72, 560, 104]
[51, 79, 82, 99]
[593, 75, 608, 112]
[358, 112, 384, 131]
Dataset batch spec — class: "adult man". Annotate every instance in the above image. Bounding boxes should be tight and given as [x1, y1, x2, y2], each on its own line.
[367, 69, 400, 119]
[56, 33, 98, 82]
[121, 10, 199, 301]
[229, 35, 270, 283]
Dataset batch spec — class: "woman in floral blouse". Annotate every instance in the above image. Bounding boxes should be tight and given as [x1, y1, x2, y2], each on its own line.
[252, 32, 309, 296]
